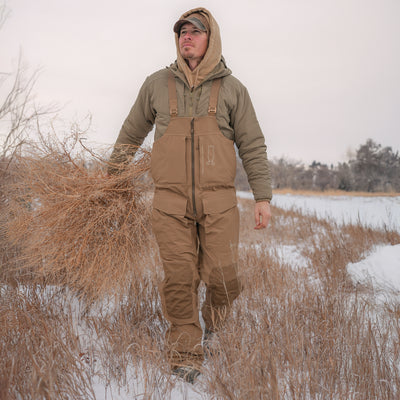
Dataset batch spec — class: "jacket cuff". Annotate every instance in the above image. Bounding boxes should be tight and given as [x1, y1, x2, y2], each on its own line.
[255, 198, 271, 203]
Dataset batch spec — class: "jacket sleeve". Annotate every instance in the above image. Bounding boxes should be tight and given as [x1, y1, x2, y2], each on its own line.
[230, 83, 272, 202]
[108, 77, 156, 174]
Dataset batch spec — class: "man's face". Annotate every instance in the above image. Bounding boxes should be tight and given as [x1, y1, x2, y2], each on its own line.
[178, 22, 208, 63]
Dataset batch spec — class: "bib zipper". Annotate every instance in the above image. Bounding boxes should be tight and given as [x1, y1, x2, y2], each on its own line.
[190, 117, 196, 217]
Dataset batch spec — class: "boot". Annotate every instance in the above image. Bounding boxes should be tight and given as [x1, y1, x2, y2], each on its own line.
[172, 366, 201, 384]
[203, 328, 216, 359]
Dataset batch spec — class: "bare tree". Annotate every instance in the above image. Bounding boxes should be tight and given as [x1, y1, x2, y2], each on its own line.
[1, 2, 55, 276]
[0, 2, 9, 29]
[0, 56, 42, 159]
[0, 3, 52, 163]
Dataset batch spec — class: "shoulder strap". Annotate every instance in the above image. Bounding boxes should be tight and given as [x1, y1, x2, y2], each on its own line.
[168, 71, 178, 117]
[168, 72, 221, 117]
[208, 78, 222, 116]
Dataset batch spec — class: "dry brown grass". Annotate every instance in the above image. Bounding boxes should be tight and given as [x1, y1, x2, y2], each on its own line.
[0, 285, 95, 399]
[1, 135, 400, 399]
[1, 133, 153, 301]
[273, 188, 400, 197]
[227, 200, 400, 399]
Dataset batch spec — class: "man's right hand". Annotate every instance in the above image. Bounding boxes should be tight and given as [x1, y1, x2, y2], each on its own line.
[254, 201, 271, 230]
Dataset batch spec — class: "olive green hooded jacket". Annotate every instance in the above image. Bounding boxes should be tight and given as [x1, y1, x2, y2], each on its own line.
[109, 7, 272, 202]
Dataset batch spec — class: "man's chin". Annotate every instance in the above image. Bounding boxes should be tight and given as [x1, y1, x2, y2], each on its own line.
[181, 52, 194, 60]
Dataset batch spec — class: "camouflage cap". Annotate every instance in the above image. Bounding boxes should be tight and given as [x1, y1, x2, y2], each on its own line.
[173, 12, 209, 35]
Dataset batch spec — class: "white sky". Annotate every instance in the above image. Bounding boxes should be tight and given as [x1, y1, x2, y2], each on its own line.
[2, 0, 400, 165]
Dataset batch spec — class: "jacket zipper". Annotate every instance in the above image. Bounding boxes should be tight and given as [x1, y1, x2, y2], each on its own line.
[190, 117, 197, 217]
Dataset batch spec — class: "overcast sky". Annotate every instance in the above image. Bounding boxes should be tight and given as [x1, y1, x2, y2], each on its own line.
[2, 0, 400, 164]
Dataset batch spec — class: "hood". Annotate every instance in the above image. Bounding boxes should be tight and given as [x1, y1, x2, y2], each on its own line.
[174, 7, 222, 89]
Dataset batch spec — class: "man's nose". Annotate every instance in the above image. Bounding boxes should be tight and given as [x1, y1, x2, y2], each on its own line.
[181, 32, 192, 39]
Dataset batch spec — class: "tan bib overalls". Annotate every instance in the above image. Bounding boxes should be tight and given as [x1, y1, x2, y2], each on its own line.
[151, 72, 242, 369]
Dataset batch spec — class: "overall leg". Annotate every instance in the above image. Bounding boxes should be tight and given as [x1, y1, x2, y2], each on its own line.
[152, 208, 203, 369]
[199, 204, 242, 333]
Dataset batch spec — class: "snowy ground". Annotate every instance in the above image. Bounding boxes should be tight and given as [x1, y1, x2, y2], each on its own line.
[267, 192, 400, 295]
[92, 373, 207, 400]
[239, 191, 400, 232]
[267, 192, 400, 297]
[93, 192, 400, 399]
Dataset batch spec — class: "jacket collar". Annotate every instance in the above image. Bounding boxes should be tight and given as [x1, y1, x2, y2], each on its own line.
[169, 57, 231, 89]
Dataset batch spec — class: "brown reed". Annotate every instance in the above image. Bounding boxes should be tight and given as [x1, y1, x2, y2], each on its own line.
[2, 132, 154, 302]
[0, 285, 95, 399]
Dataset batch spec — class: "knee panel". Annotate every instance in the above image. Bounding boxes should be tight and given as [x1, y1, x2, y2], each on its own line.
[208, 263, 242, 306]
[161, 263, 200, 321]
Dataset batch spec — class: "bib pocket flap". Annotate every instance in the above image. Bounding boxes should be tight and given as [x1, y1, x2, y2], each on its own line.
[202, 190, 237, 214]
[153, 190, 187, 216]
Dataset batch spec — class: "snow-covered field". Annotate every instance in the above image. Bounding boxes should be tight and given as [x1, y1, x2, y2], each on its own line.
[268, 192, 400, 293]
[240, 191, 400, 232]
[267, 192, 400, 295]
[95, 193, 400, 399]
[237, 191, 400, 292]
[271, 193, 400, 297]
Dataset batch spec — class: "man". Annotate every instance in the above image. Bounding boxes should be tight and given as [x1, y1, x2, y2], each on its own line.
[109, 7, 272, 383]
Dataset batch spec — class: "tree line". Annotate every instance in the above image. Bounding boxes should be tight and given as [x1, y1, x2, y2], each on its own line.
[236, 139, 400, 193]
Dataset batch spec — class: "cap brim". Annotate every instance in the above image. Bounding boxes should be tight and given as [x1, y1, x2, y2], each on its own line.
[173, 17, 207, 34]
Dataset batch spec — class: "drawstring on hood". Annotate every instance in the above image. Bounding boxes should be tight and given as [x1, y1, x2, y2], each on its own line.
[174, 7, 222, 89]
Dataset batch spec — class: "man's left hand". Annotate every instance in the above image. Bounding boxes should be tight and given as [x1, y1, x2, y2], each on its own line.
[254, 201, 271, 230]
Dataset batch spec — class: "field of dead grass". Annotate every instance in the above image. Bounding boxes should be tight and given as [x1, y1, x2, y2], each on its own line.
[1, 136, 400, 399]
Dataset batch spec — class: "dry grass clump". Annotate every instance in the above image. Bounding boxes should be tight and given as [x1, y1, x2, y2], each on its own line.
[0, 285, 95, 400]
[0, 158, 22, 282]
[1, 132, 153, 301]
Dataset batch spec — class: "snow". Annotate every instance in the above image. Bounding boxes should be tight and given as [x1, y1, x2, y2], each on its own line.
[273, 244, 309, 270]
[347, 244, 400, 293]
[244, 243, 309, 270]
[239, 190, 400, 290]
[249, 191, 400, 291]
[239, 190, 400, 293]
[91, 373, 206, 400]
[238, 191, 400, 232]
